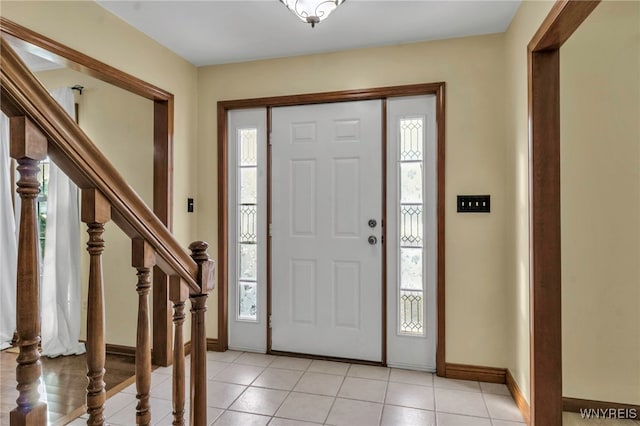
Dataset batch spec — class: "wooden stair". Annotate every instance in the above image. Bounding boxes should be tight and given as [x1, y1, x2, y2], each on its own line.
[1, 36, 213, 426]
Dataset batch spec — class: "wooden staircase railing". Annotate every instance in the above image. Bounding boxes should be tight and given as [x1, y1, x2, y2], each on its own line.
[1, 36, 214, 426]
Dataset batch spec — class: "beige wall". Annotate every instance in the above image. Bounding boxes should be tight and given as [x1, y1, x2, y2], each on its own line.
[197, 34, 512, 368]
[560, 0, 640, 405]
[35, 68, 154, 204]
[2, 1, 199, 346]
[35, 68, 154, 346]
[503, 0, 555, 403]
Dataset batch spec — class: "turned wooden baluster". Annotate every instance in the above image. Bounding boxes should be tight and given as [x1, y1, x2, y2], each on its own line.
[9, 116, 48, 426]
[188, 241, 215, 426]
[81, 189, 111, 426]
[132, 239, 155, 425]
[170, 276, 188, 426]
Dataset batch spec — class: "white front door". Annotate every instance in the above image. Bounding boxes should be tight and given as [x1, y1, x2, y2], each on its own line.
[271, 100, 383, 361]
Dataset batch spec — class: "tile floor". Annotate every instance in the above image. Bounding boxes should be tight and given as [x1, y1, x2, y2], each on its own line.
[66, 351, 526, 426]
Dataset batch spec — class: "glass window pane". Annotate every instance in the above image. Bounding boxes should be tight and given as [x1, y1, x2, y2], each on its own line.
[400, 162, 423, 204]
[400, 204, 423, 247]
[238, 282, 257, 320]
[400, 118, 423, 161]
[240, 167, 257, 204]
[398, 117, 424, 336]
[239, 204, 257, 243]
[400, 290, 424, 334]
[239, 243, 257, 280]
[237, 128, 258, 322]
[239, 129, 257, 166]
[400, 247, 423, 291]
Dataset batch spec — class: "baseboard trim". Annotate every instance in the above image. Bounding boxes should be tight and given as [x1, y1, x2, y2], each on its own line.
[444, 363, 506, 384]
[563, 397, 640, 414]
[207, 338, 221, 352]
[506, 369, 531, 425]
[105, 343, 136, 357]
[105, 341, 195, 358]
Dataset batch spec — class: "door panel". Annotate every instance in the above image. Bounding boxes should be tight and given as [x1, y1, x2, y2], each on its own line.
[333, 158, 360, 236]
[271, 100, 382, 361]
[290, 160, 316, 235]
[334, 261, 360, 329]
[291, 259, 316, 325]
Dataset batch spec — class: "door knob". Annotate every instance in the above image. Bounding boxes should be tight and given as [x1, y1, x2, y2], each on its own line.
[368, 219, 377, 228]
[368, 235, 377, 245]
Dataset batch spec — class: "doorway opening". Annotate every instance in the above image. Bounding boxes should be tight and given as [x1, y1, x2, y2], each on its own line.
[218, 83, 446, 374]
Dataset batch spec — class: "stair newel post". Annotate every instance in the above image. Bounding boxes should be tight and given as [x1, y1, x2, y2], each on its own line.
[132, 238, 156, 425]
[188, 241, 215, 426]
[9, 116, 48, 426]
[81, 188, 111, 426]
[169, 276, 188, 426]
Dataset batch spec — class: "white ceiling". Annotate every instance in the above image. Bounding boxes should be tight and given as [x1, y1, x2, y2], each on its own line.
[97, 0, 521, 67]
[12, 48, 64, 72]
[15, 48, 64, 72]
[4, 34, 65, 72]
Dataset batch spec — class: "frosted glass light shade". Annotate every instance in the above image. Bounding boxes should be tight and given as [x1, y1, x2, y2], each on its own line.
[279, 0, 346, 27]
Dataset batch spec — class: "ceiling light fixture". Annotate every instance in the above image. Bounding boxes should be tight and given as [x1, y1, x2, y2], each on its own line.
[279, 0, 346, 28]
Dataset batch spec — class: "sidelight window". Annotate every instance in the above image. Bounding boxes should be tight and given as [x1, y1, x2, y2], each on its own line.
[387, 95, 436, 368]
[228, 107, 267, 351]
[398, 118, 425, 335]
[237, 128, 258, 321]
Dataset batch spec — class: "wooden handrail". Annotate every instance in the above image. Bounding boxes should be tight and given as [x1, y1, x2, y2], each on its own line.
[0, 36, 199, 291]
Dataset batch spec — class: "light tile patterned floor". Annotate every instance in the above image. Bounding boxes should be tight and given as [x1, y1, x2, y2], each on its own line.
[66, 352, 526, 426]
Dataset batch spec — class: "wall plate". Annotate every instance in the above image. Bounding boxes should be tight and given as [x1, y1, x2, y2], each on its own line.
[457, 195, 490, 213]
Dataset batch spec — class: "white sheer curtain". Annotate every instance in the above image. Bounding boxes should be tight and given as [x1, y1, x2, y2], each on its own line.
[0, 113, 17, 350]
[40, 88, 84, 357]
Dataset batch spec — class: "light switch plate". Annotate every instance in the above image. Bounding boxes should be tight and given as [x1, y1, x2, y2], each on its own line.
[457, 195, 490, 213]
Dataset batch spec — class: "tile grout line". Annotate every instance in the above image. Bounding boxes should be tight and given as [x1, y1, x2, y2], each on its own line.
[319, 363, 352, 425]
[433, 373, 439, 426]
[218, 351, 258, 423]
[377, 369, 391, 426]
[234, 351, 278, 424]
[480, 389, 496, 426]
[268, 355, 319, 424]
[282, 355, 313, 414]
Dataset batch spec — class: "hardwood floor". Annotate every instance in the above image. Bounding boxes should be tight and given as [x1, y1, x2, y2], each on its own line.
[1, 349, 136, 425]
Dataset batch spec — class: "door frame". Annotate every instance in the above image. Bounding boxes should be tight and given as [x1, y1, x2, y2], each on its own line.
[527, 1, 600, 423]
[528, 0, 600, 425]
[218, 82, 446, 374]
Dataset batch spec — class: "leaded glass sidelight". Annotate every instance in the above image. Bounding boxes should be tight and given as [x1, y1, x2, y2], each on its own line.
[237, 128, 258, 321]
[398, 118, 425, 335]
